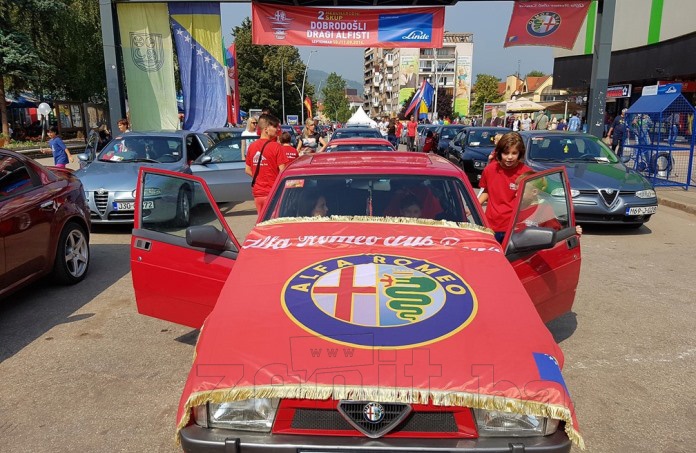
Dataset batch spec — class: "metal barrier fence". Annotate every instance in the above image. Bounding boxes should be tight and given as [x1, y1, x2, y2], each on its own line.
[624, 107, 695, 190]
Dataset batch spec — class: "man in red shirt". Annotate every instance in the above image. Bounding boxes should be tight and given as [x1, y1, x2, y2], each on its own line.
[406, 115, 418, 152]
[245, 114, 289, 215]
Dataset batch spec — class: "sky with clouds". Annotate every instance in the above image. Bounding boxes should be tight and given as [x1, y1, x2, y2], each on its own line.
[221, 1, 554, 83]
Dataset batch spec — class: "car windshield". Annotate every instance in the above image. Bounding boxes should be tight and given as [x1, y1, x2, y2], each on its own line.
[98, 136, 184, 163]
[332, 129, 383, 139]
[263, 174, 481, 225]
[325, 144, 395, 152]
[439, 127, 464, 139]
[467, 130, 498, 146]
[528, 135, 620, 163]
[197, 136, 259, 163]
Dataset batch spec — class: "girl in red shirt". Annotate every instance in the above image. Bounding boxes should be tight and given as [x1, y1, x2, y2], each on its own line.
[477, 132, 531, 242]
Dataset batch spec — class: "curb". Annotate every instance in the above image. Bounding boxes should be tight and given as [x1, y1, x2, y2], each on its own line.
[656, 195, 696, 216]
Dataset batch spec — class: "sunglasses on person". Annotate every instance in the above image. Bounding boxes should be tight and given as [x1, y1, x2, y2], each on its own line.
[251, 121, 258, 125]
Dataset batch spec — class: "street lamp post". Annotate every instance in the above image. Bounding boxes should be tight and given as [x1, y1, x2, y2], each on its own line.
[281, 58, 286, 124]
[291, 83, 302, 118]
[300, 50, 317, 122]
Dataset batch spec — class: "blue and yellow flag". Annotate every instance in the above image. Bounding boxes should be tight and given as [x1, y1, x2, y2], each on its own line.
[169, 3, 227, 132]
[117, 3, 178, 131]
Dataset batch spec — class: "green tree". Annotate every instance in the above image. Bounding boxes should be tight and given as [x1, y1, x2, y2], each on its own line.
[321, 72, 350, 122]
[526, 70, 546, 78]
[232, 18, 312, 122]
[471, 74, 503, 116]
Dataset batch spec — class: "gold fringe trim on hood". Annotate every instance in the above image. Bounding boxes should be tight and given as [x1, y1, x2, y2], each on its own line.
[176, 384, 584, 450]
[257, 215, 494, 235]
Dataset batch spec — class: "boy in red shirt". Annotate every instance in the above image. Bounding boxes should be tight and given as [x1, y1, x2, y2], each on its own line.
[406, 115, 418, 151]
[279, 131, 299, 163]
[422, 130, 435, 153]
[245, 114, 289, 215]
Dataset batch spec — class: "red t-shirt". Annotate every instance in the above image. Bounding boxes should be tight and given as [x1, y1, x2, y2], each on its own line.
[281, 144, 299, 162]
[407, 121, 418, 137]
[245, 139, 290, 198]
[479, 161, 531, 231]
[515, 203, 562, 232]
[395, 121, 403, 137]
[422, 136, 434, 153]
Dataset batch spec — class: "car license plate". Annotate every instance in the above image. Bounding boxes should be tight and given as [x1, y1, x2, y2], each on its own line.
[626, 206, 657, 215]
[114, 202, 135, 211]
[142, 200, 155, 209]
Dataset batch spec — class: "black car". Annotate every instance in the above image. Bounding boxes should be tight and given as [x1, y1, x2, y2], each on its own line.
[519, 131, 658, 227]
[448, 127, 511, 186]
[434, 125, 466, 156]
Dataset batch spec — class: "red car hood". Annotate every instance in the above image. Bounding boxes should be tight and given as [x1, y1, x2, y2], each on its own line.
[177, 219, 583, 448]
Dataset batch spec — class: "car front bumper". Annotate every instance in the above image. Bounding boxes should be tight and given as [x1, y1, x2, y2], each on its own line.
[572, 195, 658, 224]
[180, 425, 572, 453]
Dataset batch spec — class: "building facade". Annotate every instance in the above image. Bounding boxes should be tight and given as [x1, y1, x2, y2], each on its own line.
[553, 0, 696, 116]
[363, 33, 474, 118]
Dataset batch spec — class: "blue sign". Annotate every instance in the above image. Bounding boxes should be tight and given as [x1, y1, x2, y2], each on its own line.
[378, 13, 434, 44]
[286, 114, 299, 126]
[658, 83, 682, 95]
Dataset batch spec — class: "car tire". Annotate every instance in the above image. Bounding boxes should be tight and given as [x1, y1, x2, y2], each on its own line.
[174, 187, 191, 227]
[52, 221, 90, 285]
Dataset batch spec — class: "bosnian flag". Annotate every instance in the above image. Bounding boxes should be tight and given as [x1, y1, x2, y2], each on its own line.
[404, 80, 434, 117]
[504, 1, 591, 50]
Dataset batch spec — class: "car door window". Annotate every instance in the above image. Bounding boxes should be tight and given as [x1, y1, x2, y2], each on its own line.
[141, 172, 234, 250]
[513, 172, 570, 233]
[186, 134, 205, 162]
[197, 133, 215, 151]
[0, 155, 38, 199]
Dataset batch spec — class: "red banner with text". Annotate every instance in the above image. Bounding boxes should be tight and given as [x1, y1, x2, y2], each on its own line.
[504, 1, 591, 50]
[252, 4, 444, 48]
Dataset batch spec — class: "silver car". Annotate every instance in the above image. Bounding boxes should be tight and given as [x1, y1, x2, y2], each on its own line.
[75, 131, 213, 224]
[190, 136, 260, 203]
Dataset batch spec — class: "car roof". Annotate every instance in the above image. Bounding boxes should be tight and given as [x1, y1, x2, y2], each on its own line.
[519, 131, 587, 138]
[465, 126, 512, 132]
[205, 127, 244, 132]
[327, 138, 392, 145]
[115, 130, 191, 138]
[336, 127, 378, 132]
[284, 152, 460, 177]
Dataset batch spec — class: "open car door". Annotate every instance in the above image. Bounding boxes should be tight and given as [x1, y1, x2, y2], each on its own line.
[503, 168, 581, 323]
[131, 168, 240, 328]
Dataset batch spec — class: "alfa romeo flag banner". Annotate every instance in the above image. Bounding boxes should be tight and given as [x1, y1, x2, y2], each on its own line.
[169, 2, 227, 132]
[252, 4, 444, 48]
[116, 3, 178, 131]
[504, 1, 591, 50]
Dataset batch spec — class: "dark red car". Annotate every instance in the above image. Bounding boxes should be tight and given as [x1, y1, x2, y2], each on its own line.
[0, 149, 91, 299]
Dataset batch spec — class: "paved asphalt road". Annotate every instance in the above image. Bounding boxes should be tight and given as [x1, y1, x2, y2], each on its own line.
[0, 167, 694, 451]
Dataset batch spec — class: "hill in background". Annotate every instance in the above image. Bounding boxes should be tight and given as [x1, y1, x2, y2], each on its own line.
[307, 69, 363, 97]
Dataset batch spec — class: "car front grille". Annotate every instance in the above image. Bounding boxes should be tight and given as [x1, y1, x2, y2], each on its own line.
[290, 408, 458, 433]
[94, 192, 109, 214]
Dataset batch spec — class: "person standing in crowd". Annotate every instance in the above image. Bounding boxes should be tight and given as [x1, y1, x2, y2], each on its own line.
[279, 131, 299, 163]
[117, 118, 131, 134]
[41, 126, 73, 168]
[243, 116, 258, 137]
[395, 119, 404, 146]
[297, 117, 326, 155]
[477, 132, 532, 243]
[607, 108, 628, 157]
[512, 115, 521, 132]
[244, 114, 289, 214]
[568, 112, 581, 132]
[387, 118, 398, 148]
[406, 115, 418, 151]
[520, 113, 532, 131]
[535, 110, 549, 131]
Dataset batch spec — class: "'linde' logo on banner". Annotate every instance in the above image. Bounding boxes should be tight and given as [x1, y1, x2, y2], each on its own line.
[378, 13, 434, 43]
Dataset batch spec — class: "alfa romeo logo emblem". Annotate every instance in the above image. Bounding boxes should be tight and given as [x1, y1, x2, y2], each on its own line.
[363, 402, 384, 423]
[282, 254, 477, 349]
[527, 12, 561, 37]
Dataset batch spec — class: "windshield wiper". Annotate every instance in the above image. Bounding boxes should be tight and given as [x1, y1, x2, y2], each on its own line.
[126, 158, 160, 163]
[530, 157, 559, 161]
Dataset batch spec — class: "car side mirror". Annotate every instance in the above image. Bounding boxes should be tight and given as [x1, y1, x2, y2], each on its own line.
[199, 155, 213, 165]
[77, 153, 90, 162]
[620, 155, 631, 164]
[186, 225, 229, 251]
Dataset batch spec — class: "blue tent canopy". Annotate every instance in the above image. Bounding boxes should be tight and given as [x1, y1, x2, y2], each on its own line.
[627, 92, 694, 114]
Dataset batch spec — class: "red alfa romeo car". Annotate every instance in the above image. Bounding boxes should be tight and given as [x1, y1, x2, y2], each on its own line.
[131, 152, 584, 452]
[0, 149, 90, 299]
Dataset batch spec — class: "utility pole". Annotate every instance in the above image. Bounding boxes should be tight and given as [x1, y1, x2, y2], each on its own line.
[587, 0, 616, 138]
[433, 47, 438, 120]
[281, 58, 286, 124]
[517, 59, 521, 79]
[300, 50, 317, 122]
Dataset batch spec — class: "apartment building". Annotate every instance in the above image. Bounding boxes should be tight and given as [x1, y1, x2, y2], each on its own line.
[364, 33, 474, 118]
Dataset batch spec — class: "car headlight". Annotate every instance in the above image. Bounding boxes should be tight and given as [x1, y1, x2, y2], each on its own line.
[473, 160, 487, 169]
[194, 399, 280, 432]
[635, 189, 656, 198]
[551, 188, 579, 198]
[131, 187, 162, 198]
[473, 409, 559, 437]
